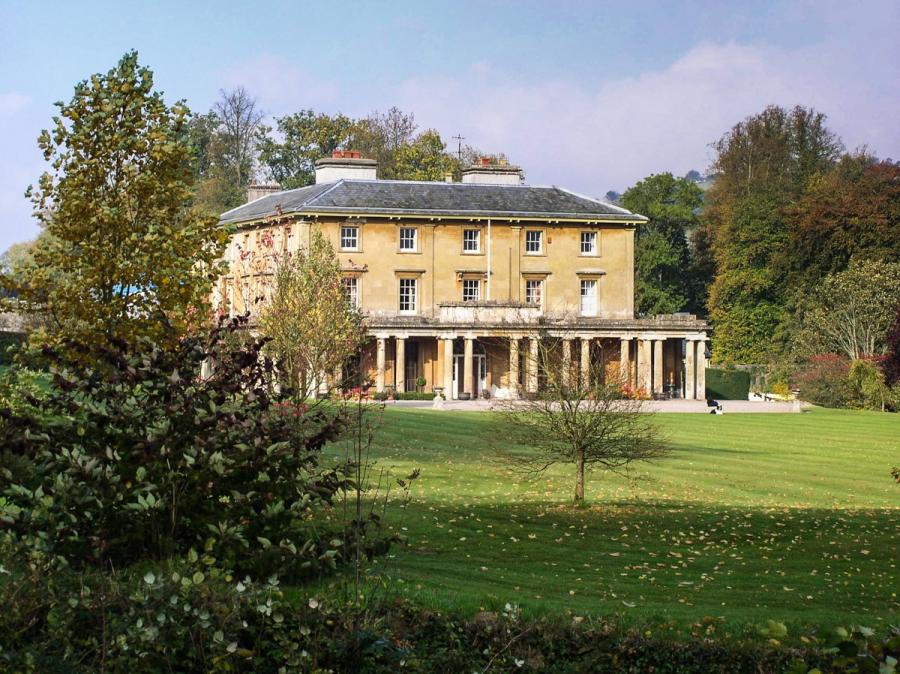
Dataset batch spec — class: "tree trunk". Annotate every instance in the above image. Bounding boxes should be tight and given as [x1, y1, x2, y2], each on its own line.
[575, 449, 585, 501]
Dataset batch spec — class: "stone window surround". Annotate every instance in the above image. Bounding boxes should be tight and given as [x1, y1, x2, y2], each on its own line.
[579, 230, 599, 256]
[462, 227, 483, 254]
[398, 226, 419, 253]
[340, 224, 360, 252]
[524, 228, 545, 255]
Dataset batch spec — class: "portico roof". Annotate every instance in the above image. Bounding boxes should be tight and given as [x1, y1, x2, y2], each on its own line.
[220, 179, 647, 225]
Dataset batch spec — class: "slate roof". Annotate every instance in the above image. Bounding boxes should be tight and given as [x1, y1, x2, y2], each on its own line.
[220, 180, 646, 224]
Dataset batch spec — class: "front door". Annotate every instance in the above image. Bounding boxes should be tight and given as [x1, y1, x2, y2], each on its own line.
[452, 353, 487, 399]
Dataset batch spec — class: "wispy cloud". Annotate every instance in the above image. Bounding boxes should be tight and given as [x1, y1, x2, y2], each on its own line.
[389, 34, 899, 195]
[219, 54, 341, 117]
[0, 92, 31, 117]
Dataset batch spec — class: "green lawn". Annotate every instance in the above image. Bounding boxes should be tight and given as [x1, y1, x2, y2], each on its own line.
[321, 407, 899, 630]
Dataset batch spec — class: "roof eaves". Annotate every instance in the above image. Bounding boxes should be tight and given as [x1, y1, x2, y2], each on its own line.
[553, 186, 648, 221]
[300, 206, 640, 221]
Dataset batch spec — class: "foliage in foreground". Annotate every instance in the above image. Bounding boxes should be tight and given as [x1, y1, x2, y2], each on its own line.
[1, 547, 896, 673]
[8, 51, 227, 352]
[0, 316, 396, 580]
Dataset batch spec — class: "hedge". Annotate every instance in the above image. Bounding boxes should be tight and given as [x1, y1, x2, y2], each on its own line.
[706, 368, 751, 400]
[395, 391, 435, 400]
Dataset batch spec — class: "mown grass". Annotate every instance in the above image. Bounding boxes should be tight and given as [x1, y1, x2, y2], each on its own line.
[318, 406, 899, 631]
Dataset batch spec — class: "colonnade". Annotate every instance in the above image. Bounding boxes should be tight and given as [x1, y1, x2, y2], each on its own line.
[371, 334, 708, 400]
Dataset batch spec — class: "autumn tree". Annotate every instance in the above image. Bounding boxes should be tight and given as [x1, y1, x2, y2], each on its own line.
[258, 110, 356, 188]
[496, 337, 668, 502]
[258, 228, 364, 399]
[784, 153, 900, 292]
[8, 51, 227, 351]
[794, 259, 900, 361]
[620, 173, 703, 316]
[703, 105, 843, 363]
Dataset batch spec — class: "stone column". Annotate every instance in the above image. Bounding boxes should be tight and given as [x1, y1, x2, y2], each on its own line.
[653, 339, 664, 396]
[443, 338, 454, 397]
[376, 337, 386, 392]
[636, 339, 649, 392]
[696, 339, 707, 400]
[561, 339, 572, 388]
[463, 337, 474, 397]
[580, 338, 591, 389]
[395, 337, 406, 394]
[527, 337, 539, 393]
[508, 337, 520, 393]
[619, 338, 630, 386]
[685, 339, 696, 400]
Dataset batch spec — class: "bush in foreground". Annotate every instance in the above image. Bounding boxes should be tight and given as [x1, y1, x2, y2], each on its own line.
[0, 317, 394, 581]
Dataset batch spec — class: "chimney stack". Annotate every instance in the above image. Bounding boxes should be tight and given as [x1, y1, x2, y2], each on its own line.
[315, 150, 378, 183]
[246, 179, 281, 203]
[461, 156, 523, 185]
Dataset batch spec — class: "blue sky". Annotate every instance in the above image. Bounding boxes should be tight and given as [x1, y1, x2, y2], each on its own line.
[1, 0, 898, 252]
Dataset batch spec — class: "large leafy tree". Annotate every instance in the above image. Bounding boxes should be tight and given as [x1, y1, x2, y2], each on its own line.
[350, 107, 418, 180]
[10, 51, 227, 350]
[620, 173, 703, 316]
[393, 130, 457, 181]
[258, 110, 356, 188]
[703, 105, 843, 363]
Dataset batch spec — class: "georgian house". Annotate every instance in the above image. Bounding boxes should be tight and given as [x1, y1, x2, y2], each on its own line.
[218, 152, 708, 399]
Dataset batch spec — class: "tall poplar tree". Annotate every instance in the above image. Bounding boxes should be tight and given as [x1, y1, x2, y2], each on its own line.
[13, 52, 227, 350]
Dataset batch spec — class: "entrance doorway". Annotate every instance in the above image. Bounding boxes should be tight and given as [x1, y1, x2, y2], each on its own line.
[404, 341, 419, 392]
[451, 340, 487, 399]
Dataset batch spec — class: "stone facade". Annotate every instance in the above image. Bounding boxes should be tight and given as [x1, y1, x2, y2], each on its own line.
[217, 156, 709, 399]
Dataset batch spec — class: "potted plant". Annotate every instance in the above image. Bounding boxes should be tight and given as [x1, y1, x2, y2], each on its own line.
[416, 375, 427, 392]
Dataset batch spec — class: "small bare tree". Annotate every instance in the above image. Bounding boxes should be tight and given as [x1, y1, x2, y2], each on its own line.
[496, 334, 668, 502]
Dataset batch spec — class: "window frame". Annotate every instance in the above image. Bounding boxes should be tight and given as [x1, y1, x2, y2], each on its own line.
[342, 276, 360, 309]
[398, 226, 418, 253]
[340, 225, 360, 252]
[398, 277, 418, 314]
[462, 228, 482, 254]
[524, 229, 543, 255]
[580, 231, 598, 256]
[580, 279, 598, 316]
[524, 278, 544, 308]
[462, 278, 481, 302]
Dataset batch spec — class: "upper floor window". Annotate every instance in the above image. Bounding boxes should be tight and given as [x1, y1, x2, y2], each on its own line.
[525, 230, 543, 254]
[580, 231, 598, 255]
[399, 278, 417, 313]
[462, 279, 480, 302]
[342, 276, 359, 308]
[525, 279, 543, 307]
[340, 226, 359, 251]
[399, 227, 417, 252]
[580, 279, 598, 316]
[463, 229, 481, 253]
